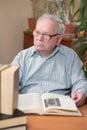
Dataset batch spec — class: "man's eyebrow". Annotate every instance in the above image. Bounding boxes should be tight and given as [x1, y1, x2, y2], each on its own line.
[36, 29, 53, 34]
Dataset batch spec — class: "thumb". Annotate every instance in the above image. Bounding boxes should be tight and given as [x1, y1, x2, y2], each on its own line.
[71, 93, 77, 100]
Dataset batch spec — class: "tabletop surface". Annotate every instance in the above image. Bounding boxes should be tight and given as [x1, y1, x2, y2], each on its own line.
[27, 104, 87, 130]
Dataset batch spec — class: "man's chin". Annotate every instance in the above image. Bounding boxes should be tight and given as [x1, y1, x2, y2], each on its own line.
[36, 47, 43, 51]
[35, 44, 44, 49]
[36, 46, 44, 52]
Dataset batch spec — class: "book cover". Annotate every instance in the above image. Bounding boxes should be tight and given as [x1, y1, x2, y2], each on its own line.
[0, 65, 10, 112]
[0, 109, 27, 129]
[0, 65, 19, 115]
[3, 125, 27, 130]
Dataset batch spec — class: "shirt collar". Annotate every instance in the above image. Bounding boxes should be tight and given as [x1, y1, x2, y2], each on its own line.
[29, 46, 37, 56]
[30, 45, 65, 57]
[58, 45, 65, 55]
[51, 45, 65, 56]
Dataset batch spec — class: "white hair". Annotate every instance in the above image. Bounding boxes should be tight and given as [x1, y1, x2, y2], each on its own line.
[37, 13, 65, 35]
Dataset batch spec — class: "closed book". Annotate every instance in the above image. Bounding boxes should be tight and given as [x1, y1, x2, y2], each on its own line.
[3, 125, 27, 130]
[0, 109, 27, 129]
[0, 65, 19, 115]
[0, 65, 10, 112]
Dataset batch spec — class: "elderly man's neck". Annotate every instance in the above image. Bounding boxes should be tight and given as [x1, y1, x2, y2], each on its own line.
[38, 48, 56, 57]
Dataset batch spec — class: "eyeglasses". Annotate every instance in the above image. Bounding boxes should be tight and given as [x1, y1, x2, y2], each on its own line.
[33, 30, 61, 41]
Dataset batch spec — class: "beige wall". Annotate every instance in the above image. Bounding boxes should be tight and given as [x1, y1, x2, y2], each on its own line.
[0, 0, 33, 64]
[0, 0, 80, 64]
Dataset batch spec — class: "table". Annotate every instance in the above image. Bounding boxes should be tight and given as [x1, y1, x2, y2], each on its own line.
[27, 104, 87, 130]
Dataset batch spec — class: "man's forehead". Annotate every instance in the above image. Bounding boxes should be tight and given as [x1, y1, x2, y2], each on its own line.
[36, 19, 57, 31]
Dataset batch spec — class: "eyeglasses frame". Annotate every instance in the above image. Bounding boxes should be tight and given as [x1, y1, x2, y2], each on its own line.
[33, 30, 61, 41]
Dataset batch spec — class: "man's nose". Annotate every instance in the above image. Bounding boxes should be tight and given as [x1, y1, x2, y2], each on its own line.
[38, 34, 44, 40]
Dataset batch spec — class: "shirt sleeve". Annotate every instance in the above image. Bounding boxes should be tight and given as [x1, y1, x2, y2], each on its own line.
[71, 52, 87, 96]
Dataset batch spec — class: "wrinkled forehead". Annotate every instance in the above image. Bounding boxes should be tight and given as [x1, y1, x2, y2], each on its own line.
[36, 18, 58, 33]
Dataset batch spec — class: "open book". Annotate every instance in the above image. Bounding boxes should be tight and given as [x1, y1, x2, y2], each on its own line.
[18, 93, 82, 116]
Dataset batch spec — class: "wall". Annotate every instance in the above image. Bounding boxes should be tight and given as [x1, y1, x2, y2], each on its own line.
[0, 0, 81, 64]
[0, 0, 33, 64]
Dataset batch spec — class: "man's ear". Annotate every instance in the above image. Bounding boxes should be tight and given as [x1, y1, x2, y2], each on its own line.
[56, 36, 63, 45]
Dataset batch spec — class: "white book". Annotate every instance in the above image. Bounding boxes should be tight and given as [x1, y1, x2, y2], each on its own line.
[3, 125, 26, 130]
[0, 65, 19, 115]
[18, 93, 82, 116]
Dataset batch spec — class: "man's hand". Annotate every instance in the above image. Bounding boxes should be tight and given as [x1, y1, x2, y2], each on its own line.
[71, 92, 85, 106]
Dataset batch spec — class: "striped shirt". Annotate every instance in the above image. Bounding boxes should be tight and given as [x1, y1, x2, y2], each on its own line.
[11, 45, 87, 96]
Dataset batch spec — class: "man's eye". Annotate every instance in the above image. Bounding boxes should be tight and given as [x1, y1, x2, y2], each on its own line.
[37, 31, 41, 35]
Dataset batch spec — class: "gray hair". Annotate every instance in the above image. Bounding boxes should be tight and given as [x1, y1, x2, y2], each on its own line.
[37, 13, 65, 35]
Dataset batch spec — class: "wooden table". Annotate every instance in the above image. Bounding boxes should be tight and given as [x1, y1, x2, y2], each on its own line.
[27, 104, 87, 130]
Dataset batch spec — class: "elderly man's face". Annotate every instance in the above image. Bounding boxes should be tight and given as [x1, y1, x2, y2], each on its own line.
[33, 19, 62, 56]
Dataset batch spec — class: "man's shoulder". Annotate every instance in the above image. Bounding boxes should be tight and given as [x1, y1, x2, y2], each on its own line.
[18, 46, 35, 56]
[59, 45, 76, 55]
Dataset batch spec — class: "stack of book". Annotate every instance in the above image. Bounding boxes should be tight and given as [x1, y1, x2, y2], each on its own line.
[0, 109, 27, 130]
[0, 65, 27, 129]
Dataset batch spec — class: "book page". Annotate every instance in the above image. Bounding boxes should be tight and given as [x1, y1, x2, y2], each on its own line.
[18, 93, 43, 114]
[41, 93, 78, 112]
